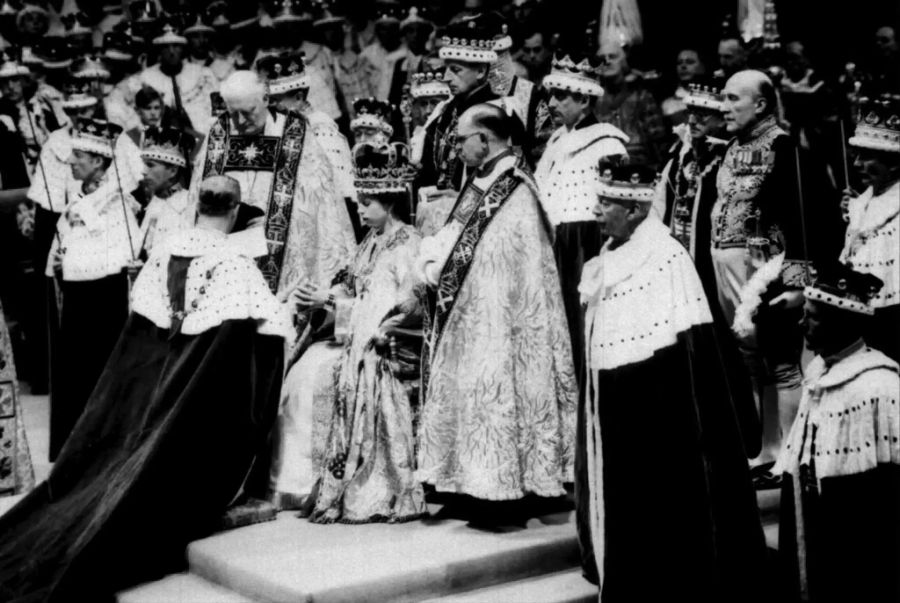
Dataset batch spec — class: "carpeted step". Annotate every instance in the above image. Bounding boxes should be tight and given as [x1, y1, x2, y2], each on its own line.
[422, 568, 597, 603]
[187, 510, 580, 603]
[117, 573, 256, 603]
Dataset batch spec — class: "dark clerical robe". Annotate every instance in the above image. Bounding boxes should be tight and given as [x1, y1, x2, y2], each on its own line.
[0, 228, 290, 602]
[776, 341, 900, 603]
[577, 214, 767, 602]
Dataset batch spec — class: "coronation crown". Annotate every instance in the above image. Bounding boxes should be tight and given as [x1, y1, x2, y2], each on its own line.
[352, 142, 416, 193]
[850, 94, 900, 153]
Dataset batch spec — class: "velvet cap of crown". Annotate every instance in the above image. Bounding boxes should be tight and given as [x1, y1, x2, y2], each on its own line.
[153, 22, 188, 45]
[543, 51, 604, 98]
[803, 262, 883, 316]
[312, 0, 344, 27]
[850, 95, 900, 153]
[71, 118, 122, 158]
[61, 79, 98, 111]
[258, 51, 310, 94]
[353, 141, 416, 193]
[595, 162, 657, 203]
[439, 15, 498, 64]
[70, 54, 111, 81]
[62, 10, 91, 37]
[410, 71, 451, 99]
[141, 126, 191, 168]
[34, 37, 73, 70]
[351, 97, 394, 136]
[0, 51, 30, 79]
[683, 82, 725, 113]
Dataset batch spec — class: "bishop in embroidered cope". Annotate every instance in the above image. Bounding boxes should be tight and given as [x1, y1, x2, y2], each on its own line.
[412, 104, 577, 503]
[189, 71, 356, 336]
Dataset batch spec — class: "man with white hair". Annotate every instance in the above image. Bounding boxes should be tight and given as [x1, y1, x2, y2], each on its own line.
[189, 69, 356, 353]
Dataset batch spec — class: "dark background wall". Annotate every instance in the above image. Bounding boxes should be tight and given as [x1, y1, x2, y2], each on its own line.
[530, 0, 900, 76]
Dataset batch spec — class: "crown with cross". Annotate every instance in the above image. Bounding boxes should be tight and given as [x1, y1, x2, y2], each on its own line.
[352, 141, 417, 193]
[849, 94, 900, 153]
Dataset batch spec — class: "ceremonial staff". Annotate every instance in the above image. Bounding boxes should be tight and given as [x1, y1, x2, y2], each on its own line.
[109, 127, 140, 304]
[22, 104, 62, 247]
[839, 118, 852, 192]
[23, 103, 65, 322]
[794, 147, 811, 283]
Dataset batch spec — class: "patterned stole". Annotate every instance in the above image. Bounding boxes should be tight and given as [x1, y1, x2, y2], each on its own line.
[202, 112, 308, 292]
[421, 163, 522, 399]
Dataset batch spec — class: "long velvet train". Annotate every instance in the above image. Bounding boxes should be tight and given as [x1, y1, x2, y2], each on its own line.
[0, 314, 283, 602]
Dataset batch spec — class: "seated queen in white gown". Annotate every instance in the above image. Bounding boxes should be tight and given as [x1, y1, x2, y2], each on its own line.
[269, 143, 426, 523]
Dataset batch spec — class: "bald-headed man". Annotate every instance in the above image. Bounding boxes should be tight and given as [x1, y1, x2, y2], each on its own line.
[713, 69, 842, 485]
[409, 102, 577, 521]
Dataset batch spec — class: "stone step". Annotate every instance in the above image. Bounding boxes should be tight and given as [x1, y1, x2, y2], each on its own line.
[187, 510, 580, 603]
[116, 486, 781, 603]
[117, 573, 256, 603]
[423, 568, 597, 603]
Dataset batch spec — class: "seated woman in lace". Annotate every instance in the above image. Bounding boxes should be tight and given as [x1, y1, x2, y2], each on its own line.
[269, 183, 427, 523]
